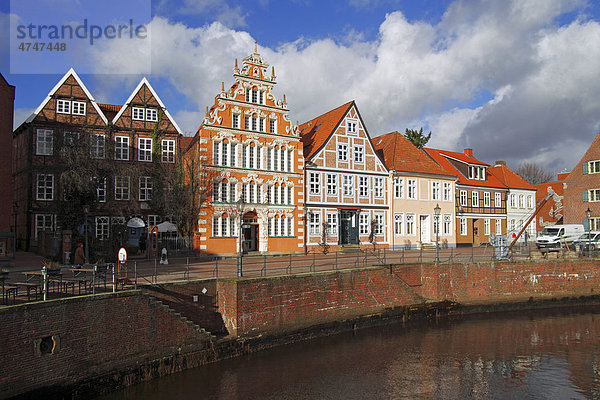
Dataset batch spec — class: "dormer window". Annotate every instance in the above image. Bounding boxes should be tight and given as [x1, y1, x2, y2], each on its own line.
[467, 165, 486, 180]
[57, 99, 86, 115]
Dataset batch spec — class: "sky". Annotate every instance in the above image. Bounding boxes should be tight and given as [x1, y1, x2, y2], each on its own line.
[2, 0, 600, 176]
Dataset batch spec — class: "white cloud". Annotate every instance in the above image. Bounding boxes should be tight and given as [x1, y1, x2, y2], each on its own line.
[13, 108, 34, 130]
[85, 0, 600, 172]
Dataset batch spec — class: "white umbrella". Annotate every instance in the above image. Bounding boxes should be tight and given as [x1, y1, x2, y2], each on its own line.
[156, 221, 177, 232]
[126, 217, 145, 228]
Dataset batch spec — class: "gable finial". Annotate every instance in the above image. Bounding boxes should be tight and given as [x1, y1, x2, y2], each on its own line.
[205, 106, 209, 117]
[221, 81, 224, 91]
[254, 40, 257, 53]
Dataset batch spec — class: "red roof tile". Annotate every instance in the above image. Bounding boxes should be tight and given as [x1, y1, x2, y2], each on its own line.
[97, 103, 121, 121]
[425, 147, 507, 188]
[488, 163, 535, 190]
[373, 131, 454, 177]
[299, 101, 354, 160]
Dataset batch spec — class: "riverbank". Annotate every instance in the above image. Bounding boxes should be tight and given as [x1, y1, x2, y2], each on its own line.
[3, 258, 600, 399]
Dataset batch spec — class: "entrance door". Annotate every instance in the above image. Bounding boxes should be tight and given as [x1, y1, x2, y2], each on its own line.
[242, 225, 258, 252]
[419, 215, 431, 243]
[472, 219, 480, 246]
[339, 211, 359, 245]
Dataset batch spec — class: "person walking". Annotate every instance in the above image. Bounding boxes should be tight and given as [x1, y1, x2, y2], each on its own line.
[74, 242, 85, 265]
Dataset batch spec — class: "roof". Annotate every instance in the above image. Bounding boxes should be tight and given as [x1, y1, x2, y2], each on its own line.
[488, 163, 536, 191]
[97, 103, 121, 121]
[425, 147, 507, 189]
[372, 131, 454, 178]
[112, 77, 183, 135]
[180, 136, 194, 152]
[298, 101, 354, 160]
[26, 68, 108, 125]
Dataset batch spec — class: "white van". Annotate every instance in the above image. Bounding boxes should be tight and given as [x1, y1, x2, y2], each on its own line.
[536, 224, 585, 250]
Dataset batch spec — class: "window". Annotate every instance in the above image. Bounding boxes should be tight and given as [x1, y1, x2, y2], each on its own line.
[138, 138, 152, 161]
[309, 212, 321, 236]
[115, 136, 129, 160]
[373, 214, 383, 235]
[146, 108, 158, 122]
[115, 176, 130, 200]
[432, 181, 441, 201]
[484, 192, 491, 207]
[72, 101, 86, 115]
[472, 191, 479, 207]
[148, 215, 160, 228]
[232, 114, 240, 129]
[394, 177, 404, 198]
[588, 160, 600, 174]
[374, 177, 384, 198]
[251, 116, 257, 131]
[589, 217, 600, 231]
[518, 195, 524, 208]
[588, 189, 600, 202]
[407, 179, 417, 199]
[460, 190, 467, 207]
[460, 218, 467, 235]
[443, 214, 452, 235]
[95, 217, 109, 240]
[484, 218, 490, 235]
[36, 174, 54, 200]
[495, 219, 502, 234]
[510, 194, 516, 208]
[161, 140, 175, 163]
[338, 144, 348, 162]
[63, 131, 79, 147]
[495, 192, 501, 208]
[35, 214, 53, 239]
[443, 182, 452, 201]
[94, 177, 106, 202]
[406, 214, 415, 235]
[213, 215, 236, 237]
[359, 213, 370, 235]
[132, 107, 145, 120]
[510, 219, 516, 231]
[214, 141, 221, 166]
[359, 176, 369, 197]
[353, 145, 364, 163]
[343, 175, 353, 197]
[249, 145, 255, 169]
[309, 173, 320, 195]
[280, 148, 285, 171]
[56, 99, 70, 114]
[347, 120, 358, 134]
[326, 213, 338, 236]
[244, 116, 250, 130]
[139, 176, 152, 201]
[394, 213, 403, 235]
[269, 119, 276, 133]
[527, 195, 533, 209]
[468, 166, 486, 180]
[90, 134, 105, 159]
[287, 149, 293, 172]
[36, 129, 53, 155]
[327, 174, 337, 196]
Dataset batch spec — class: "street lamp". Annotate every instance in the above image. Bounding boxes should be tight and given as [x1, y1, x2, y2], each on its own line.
[586, 207, 592, 258]
[236, 197, 245, 277]
[83, 205, 89, 263]
[434, 203, 441, 262]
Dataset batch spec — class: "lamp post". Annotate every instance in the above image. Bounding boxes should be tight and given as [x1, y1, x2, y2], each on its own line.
[237, 198, 245, 277]
[434, 203, 441, 262]
[586, 207, 592, 258]
[83, 205, 89, 263]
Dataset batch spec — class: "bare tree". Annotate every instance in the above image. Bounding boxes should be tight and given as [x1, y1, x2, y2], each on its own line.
[515, 162, 553, 185]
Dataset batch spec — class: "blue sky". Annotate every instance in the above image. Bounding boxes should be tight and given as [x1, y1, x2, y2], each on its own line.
[2, 0, 600, 173]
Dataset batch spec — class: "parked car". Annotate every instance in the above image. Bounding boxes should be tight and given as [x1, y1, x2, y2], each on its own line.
[536, 224, 585, 251]
[574, 232, 600, 252]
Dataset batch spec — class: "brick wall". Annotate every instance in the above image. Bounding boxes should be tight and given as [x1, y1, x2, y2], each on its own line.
[0, 291, 210, 399]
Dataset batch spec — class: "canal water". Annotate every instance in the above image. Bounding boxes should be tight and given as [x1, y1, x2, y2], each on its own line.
[100, 306, 600, 399]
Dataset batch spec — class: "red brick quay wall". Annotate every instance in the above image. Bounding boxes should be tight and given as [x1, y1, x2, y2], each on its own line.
[3, 259, 600, 399]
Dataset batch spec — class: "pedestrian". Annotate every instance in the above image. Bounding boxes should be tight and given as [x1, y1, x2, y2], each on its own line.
[74, 242, 85, 265]
[139, 234, 147, 253]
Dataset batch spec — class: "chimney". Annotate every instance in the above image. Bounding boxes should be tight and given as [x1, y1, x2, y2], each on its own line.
[464, 148, 473, 157]
[495, 160, 506, 166]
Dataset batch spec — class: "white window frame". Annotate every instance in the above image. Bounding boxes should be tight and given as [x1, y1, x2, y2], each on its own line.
[36, 174, 54, 201]
[394, 177, 404, 199]
[353, 145, 364, 163]
[443, 182, 452, 202]
[407, 179, 417, 200]
[309, 172, 320, 195]
[472, 191, 479, 207]
[346, 119, 358, 135]
[309, 212, 321, 236]
[342, 175, 353, 197]
[588, 160, 600, 174]
[484, 192, 491, 207]
[94, 177, 106, 203]
[431, 181, 441, 201]
[484, 218, 490, 235]
[495, 219, 502, 234]
[394, 213, 403, 235]
[132, 107, 145, 120]
[36, 129, 53, 156]
[460, 217, 467, 236]
[359, 176, 369, 198]
[495, 192, 502, 208]
[326, 213, 338, 236]
[146, 108, 158, 122]
[90, 133, 105, 159]
[589, 189, 600, 202]
[459, 190, 467, 207]
[139, 176, 152, 201]
[95, 216, 109, 241]
[406, 213, 415, 236]
[326, 174, 337, 196]
[161, 139, 176, 163]
[115, 136, 130, 160]
[359, 213, 369, 235]
[56, 99, 70, 114]
[374, 177, 384, 198]
[338, 143, 348, 162]
[71, 101, 86, 115]
[35, 214, 54, 239]
[443, 214, 452, 235]
[138, 137, 152, 162]
[115, 176, 130, 200]
[374, 214, 384, 235]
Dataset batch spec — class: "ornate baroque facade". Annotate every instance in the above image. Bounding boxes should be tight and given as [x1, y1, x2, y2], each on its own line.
[195, 49, 304, 254]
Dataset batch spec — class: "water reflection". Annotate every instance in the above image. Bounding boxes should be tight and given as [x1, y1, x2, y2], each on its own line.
[100, 307, 600, 399]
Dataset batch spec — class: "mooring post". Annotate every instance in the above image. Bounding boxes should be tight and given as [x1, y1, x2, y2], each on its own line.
[134, 262, 137, 289]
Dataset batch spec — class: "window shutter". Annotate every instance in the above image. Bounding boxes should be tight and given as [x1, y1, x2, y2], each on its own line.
[583, 190, 589, 202]
[584, 219, 590, 231]
[583, 162, 589, 174]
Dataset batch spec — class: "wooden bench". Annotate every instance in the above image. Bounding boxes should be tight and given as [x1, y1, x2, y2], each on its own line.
[1, 285, 18, 304]
[14, 282, 40, 301]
